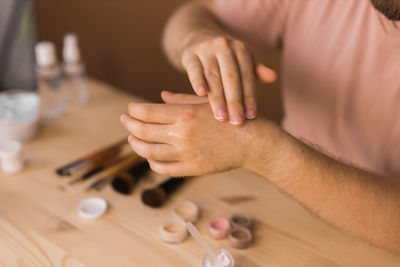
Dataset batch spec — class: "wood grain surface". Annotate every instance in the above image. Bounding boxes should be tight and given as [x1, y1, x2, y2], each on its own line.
[0, 79, 399, 267]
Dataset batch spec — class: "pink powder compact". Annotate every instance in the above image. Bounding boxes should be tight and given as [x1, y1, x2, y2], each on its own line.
[208, 218, 231, 240]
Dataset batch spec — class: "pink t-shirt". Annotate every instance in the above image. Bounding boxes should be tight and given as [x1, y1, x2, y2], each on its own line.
[215, 0, 400, 176]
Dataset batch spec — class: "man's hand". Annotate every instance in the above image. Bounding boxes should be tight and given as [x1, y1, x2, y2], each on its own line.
[120, 101, 274, 176]
[181, 34, 277, 125]
[121, 94, 400, 253]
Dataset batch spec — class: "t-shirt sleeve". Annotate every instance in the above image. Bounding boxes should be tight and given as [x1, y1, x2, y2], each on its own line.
[213, 0, 291, 49]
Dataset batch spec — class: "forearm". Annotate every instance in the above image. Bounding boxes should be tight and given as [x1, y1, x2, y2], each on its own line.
[246, 120, 400, 253]
[162, 0, 230, 70]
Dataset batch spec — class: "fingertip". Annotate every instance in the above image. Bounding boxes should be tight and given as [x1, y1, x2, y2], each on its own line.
[230, 113, 244, 126]
[128, 135, 134, 143]
[230, 120, 244, 126]
[120, 114, 127, 123]
[257, 64, 277, 83]
[195, 85, 207, 96]
[161, 90, 173, 103]
[245, 108, 257, 120]
[215, 108, 228, 121]
[161, 90, 172, 96]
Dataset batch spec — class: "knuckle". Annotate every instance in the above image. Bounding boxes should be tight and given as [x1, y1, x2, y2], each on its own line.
[149, 161, 162, 174]
[180, 106, 196, 121]
[180, 127, 193, 140]
[242, 72, 256, 83]
[192, 78, 205, 87]
[227, 100, 244, 111]
[140, 106, 152, 121]
[233, 40, 247, 51]
[135, 124, 147, 139]
[243, 96, 257, 106]
[139, 146, 154, 160]
[204, 68, 220, 80]
[130, 139, 153, 159]
[244, 95, 256, 101]
[129, 141, 146, 158]
[151, 163, 171, 176]
[214, 37, 229, 48]
[127, 103, 136, 115]
[129, 104, 150, 120]
[225, 70, 240, 82]
[162, 169, 174, 177]
[187, 64, 202, 75]
[208, 94, 225, 106]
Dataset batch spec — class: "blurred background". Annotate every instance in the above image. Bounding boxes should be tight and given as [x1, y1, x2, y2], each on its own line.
[2, 0, 283, 122]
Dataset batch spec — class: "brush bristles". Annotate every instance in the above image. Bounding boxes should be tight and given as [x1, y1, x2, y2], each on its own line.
[141, 188, 166, 207]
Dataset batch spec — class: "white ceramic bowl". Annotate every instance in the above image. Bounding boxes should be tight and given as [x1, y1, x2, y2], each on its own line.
[0, 90, 40, 142]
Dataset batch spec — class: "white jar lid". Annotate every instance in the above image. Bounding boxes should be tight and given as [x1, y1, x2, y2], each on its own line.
[35, 41, 57, 67]
[78, 197, 108, 219]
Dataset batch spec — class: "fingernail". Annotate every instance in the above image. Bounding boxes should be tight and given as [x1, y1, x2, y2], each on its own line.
[128, 135, 133, 142]
[120, 114, 126, 123]
[246, 108, 257, 119]
[230, 114, 243, 125]
[215, 109, 227, 121]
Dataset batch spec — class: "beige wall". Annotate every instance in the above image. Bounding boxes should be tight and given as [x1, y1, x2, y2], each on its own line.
[35, 0, 283, 122]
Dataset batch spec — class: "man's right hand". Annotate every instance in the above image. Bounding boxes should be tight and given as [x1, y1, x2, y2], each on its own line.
[181, 35, 277, 125]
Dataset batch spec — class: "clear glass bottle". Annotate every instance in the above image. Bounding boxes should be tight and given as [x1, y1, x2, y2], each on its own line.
[62, 34, 88, 106]
[35, 42, 65, 117]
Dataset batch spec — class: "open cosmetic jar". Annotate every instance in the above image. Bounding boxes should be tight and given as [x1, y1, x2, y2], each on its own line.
[0, 90, 40, 142]
[202, 249, 234, 267]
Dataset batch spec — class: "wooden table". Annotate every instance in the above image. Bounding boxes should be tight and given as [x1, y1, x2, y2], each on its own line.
[0, 79, 399, 267]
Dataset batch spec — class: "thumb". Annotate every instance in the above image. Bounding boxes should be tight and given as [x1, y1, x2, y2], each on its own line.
[256, 64, 277, 83]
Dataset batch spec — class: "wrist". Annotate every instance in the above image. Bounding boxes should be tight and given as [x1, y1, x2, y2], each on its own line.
[240, 119, 287, 177]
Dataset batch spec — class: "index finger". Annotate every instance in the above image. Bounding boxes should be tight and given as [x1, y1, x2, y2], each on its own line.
[128, 103, 177, 124]
[161, 91, 209, 105]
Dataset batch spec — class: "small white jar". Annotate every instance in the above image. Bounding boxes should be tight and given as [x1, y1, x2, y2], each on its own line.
[0, 141, 24, 174]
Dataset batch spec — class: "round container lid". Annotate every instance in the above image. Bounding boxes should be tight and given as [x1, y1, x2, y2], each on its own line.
[78, 197, 108, 219]
[230, 214, 253, 230]
[228, 226, 253, 249]
[171, 201, 200, 223]
[208, 218, 230, 240]
[160, 218, 188, 244]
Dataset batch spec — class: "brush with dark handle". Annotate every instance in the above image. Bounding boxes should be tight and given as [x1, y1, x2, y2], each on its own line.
[160, 177, 186, 195]
[111, 161, 151, 194]
[68, 166, 105, 185]
[141, 177, 186, 208]
[56, 139, 126, 176]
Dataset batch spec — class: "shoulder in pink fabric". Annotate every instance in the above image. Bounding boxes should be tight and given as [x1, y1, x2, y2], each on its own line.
[214, 0, 400, 176]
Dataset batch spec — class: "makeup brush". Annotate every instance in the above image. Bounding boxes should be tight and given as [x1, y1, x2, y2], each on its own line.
[65, 148, 120, 176]
[69, 154, 127, 185]
[111, 161, 150, 195]
[85, 177, 109, 192]
[84, 154, 142, 191]
[141, 177, 186, 208]
[56, 139, 126, 176]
